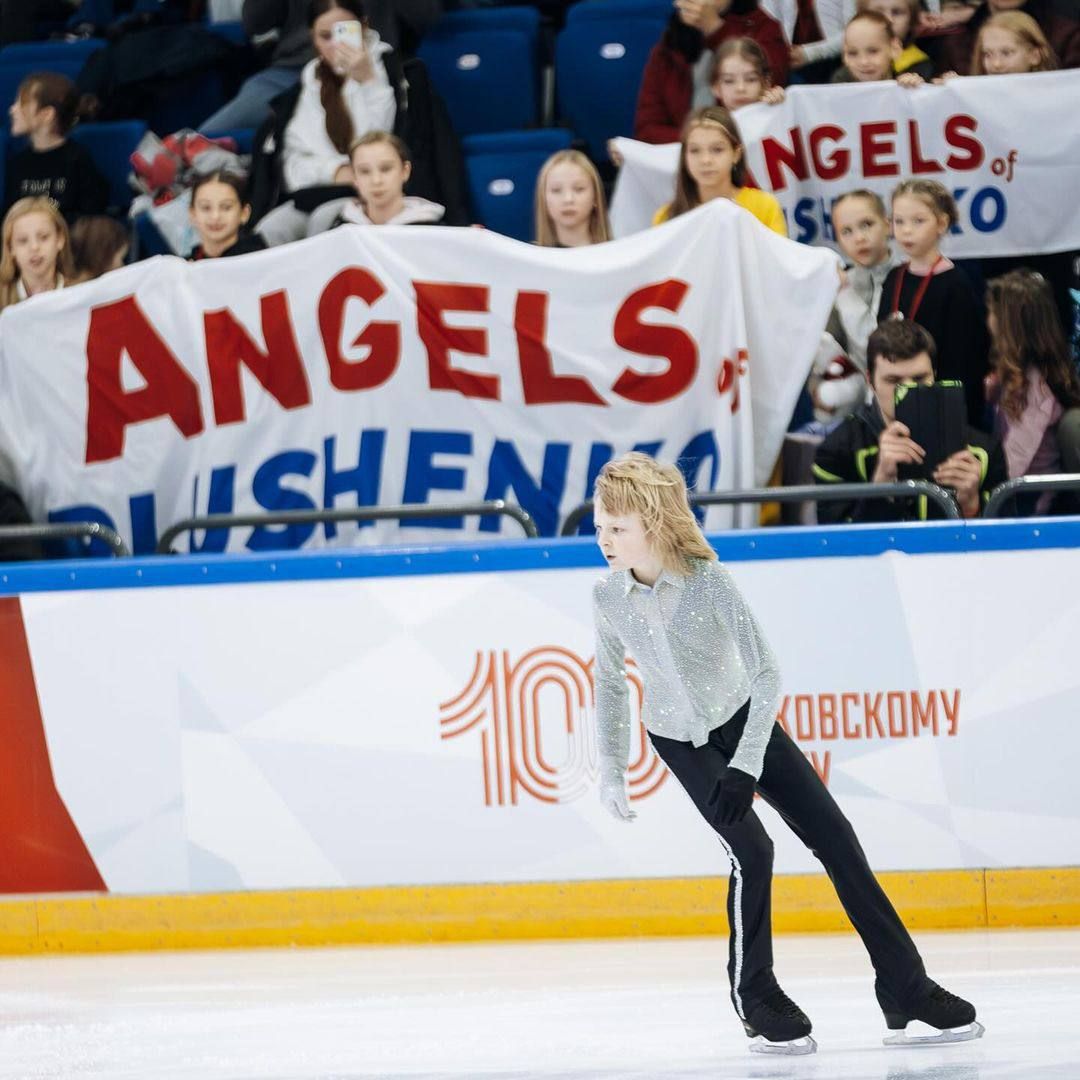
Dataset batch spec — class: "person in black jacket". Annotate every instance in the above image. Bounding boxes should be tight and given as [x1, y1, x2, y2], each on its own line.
[5, 72, 109, 222]
[187, 171, 268, 260]
[813, 319, 1006, 524]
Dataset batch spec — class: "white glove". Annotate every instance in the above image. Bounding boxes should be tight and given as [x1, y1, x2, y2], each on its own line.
[598, 756, 637, 822]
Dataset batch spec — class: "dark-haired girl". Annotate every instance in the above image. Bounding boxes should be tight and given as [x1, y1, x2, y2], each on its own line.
[5, 72, 108, 221]
[188, 172, 267, 260]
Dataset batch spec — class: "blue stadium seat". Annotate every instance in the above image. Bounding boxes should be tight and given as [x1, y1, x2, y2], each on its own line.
[565, 0, 671, 20]
[0, 130, 6, 211]
[555, 12, 664, 160]
[207, 21, 248, 47]
[429, 7, 541, 47]
[419, 27, 539, 136]
[0, 59, 84, 112]
[68, 120, 147, 212]
[463, 128, 573, 242]
[0, 39, 104, 64]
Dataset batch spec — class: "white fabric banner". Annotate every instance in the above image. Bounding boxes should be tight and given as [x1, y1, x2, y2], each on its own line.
[611, 71, 1080, 258]
[0, 204, 836, 553]
[15, 544, 1080, 894]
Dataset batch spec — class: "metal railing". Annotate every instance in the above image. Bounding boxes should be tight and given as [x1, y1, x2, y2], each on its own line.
[559, 480, 962, 536]
[0, 522, 130, 558]
[156, 500, 539, 554]
[983, 473, 1080, 519]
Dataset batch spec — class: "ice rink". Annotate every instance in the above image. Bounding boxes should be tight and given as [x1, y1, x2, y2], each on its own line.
[1, 927, 1075, 1079]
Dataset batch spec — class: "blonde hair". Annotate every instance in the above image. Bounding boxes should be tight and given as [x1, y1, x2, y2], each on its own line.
[0, 197, 73, 311]
[594, 452, 716, 574]
[971, 12, 1058, 74]
[534, 150, 612, 247]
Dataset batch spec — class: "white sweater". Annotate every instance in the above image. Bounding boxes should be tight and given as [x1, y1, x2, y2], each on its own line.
[282, 34, 396, 194]
[760, 0, 855, 63]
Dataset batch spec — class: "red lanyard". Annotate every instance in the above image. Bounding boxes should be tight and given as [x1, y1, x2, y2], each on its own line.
[890, 255, 944, 323]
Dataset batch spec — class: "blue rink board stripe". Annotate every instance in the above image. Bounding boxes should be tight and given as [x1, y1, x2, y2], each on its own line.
[0, 518, 1076, 596]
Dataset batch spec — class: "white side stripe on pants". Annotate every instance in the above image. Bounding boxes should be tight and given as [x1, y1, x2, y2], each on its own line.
[717, 834, 746, 1021]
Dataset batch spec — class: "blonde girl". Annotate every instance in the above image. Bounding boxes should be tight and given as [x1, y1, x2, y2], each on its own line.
[971, 11, 1058, 74]
[534, 150, 612, 247]
[655, 106, 785, 235]
[591, 450, 980, 1055]
[0, 197, 74, 311]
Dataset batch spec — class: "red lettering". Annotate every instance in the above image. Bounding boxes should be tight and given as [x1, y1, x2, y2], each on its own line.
[886, 690, 909, 737]
[841, 692, 860, 738]
[762, 128, 809, 191]
[818, 694, 838, 739]
[944, 114, 984, 170]
[910, 691, 938, 735]
[415, 281, 498, 400]
[860, 121, 899, 178]
[808, 125, 849, 181]
[204, 290, 311, 426]
[907, 120, 944, 175]
[611, 280, 697, 404]
[863, 692, 885, 737]
[515, 291, 605, 406]
[85, 295, 203, 464]
[795, 693, 815, 741]
[319, 267, 400, 392]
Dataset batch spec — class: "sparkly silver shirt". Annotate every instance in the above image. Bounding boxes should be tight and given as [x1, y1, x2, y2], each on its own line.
[593, 558, 781, 779]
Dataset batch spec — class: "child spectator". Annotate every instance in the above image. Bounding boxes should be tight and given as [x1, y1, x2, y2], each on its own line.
[335, 131, 444, 226]
[654, 106, 786, 235]
[969, 10, 1058, 72]
[0, 197, 74, 311]
[830, 189, 902, 371]
[709, 38, 787, 110]
[634, 0, 789, 144]
[189, 172, 268, 260]
[940, 0, 1079, 75]
[70, 216, 129, 282]
[832, 10, 924, 83]
[985, 270, 1080, 506]
[534, 150, 611, 248]
[5, 73, 109, 222]
[255, 0, 398, 246]
[859, 0, 935, 78]
[878, 179, 988, 427]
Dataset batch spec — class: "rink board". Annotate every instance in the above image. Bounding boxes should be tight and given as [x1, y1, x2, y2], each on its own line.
[1, 518, 1078, 952]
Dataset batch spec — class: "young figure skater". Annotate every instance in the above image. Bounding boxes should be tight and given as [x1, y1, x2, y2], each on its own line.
[592, 451, 983, 1054]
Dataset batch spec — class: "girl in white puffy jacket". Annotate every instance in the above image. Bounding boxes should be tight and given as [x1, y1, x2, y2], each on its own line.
[257, 0, 398, 245]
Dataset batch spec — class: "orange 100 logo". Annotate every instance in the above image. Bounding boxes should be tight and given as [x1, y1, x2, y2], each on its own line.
[439, 647, 668, 807]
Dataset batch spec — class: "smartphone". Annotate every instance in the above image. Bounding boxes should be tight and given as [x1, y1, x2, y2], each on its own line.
[894, 381, 966, 479]
[332, 20, 363, 50]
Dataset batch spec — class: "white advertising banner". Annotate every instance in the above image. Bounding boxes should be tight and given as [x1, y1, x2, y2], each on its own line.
[611, 71, 1080, 257]
[0, 202, 837, 553]
[11, 545, 1080, 895]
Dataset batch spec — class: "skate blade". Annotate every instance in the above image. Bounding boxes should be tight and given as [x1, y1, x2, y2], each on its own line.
[883, 1020, 985, 1047]
[749, 1034, 817, 1056]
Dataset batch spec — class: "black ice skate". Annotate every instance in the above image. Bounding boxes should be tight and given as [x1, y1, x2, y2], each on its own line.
[878, 980, 984, 1046]
[742, 989, 817, 1055]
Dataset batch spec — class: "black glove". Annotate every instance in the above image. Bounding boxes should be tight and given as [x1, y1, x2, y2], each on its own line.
[708, 766, 756, 826]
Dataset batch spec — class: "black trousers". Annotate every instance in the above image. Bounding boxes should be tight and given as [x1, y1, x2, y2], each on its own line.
[650, 700, 926, 1022]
